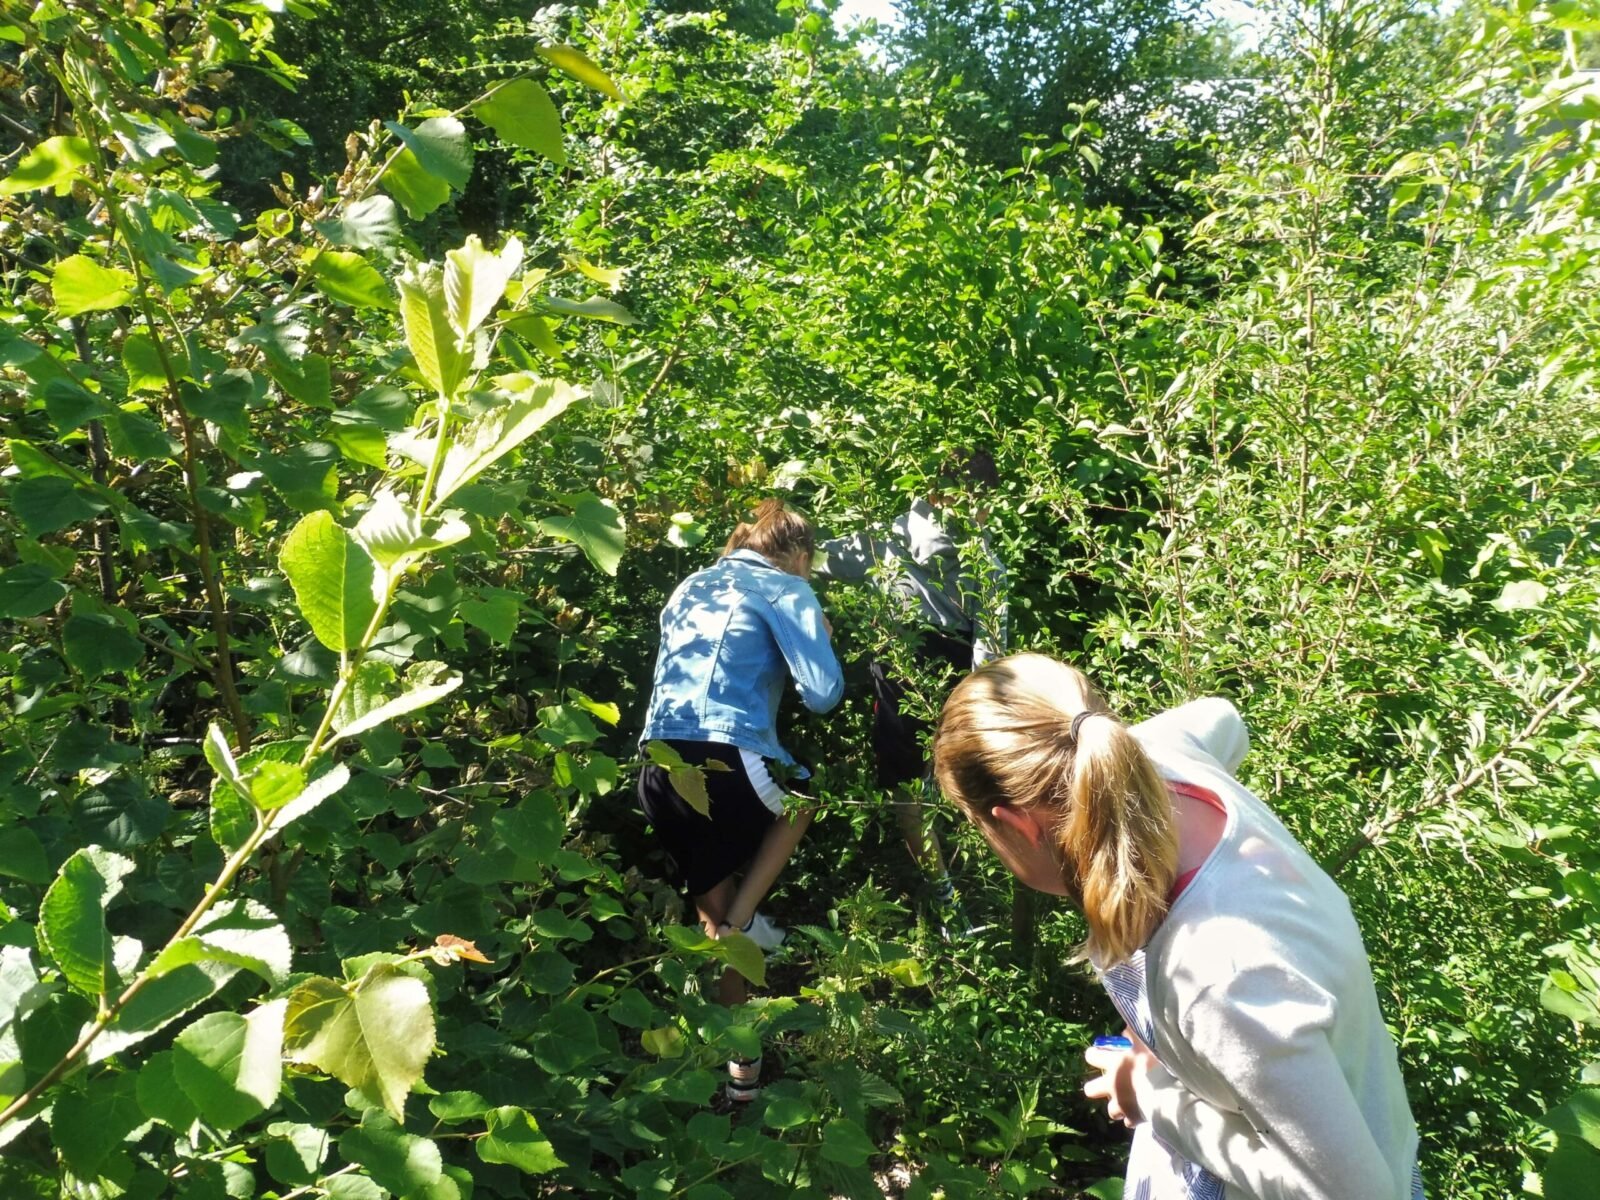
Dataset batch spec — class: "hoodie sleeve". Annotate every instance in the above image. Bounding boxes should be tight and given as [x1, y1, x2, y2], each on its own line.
[1132, 697, 1249, 776]
[815, 532, 889, 583]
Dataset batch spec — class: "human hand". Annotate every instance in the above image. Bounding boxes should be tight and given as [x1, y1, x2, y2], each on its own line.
[1083, 1031, 1154, 1128]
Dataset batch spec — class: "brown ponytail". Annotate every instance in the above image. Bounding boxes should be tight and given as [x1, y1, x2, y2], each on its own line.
[931, 653, 1177, 965]
[723, 498, 816, 570]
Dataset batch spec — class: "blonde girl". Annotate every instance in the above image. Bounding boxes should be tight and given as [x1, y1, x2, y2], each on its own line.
[932, 653, 1422, 1200]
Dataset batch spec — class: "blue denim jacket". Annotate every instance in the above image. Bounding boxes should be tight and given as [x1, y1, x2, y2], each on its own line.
[640, 549, 844, 765]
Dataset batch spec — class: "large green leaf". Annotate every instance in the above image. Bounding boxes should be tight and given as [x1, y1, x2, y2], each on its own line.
[171, 1000, 286, 1131]
[339, 1114, 443, 1195]
[398, 260, 468, 400]
[540, 492, 626, 576]
[39, 848, 135, 997]
[120, 330, 167, 393]
[432, 377, 581, 505]
[10, 475, 107, 536]
[62, 608, 143, 677]
[283, 963, 435, 1121]
[819, 1117, 877, 1167]
[476, 1106, 565, 1174]
[474, 80, 566, 166]
[330, 662, 463, 745]
[385, 118, 473, 188]
[315, 196, 401, 251]
[50, 1072, 143, 1177]
[0, 828, 50, 885]
[543, 294, 636, 324]
[280, 511, 381, 652]
[445, 234, 524, 337]
[0, 563, 68, 618]
[137, 1051, 200, 1131]
[353, 490, 469, 570]
[0, 135, 96, 195]
[309, 250, 395, 310]
[1542, 1089, 1600, 1150]
[381, 149, 452, 220]
[536, 45, 625, 100]
[88, 961, 239, 1064]
[149, 899, 292, 985]
[52, 254, 135, 316]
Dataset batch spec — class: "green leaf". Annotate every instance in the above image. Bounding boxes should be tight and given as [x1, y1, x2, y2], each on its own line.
[250, 760, 307, 811]
[339, 1113, 443, 1195]
[283, 963, 436, 1121]
[353, 490, 469, 570]
[314, 196, 402, 251]
[640, 1025, 685, 1058]
[309, 250, 396, 310]
[381, 148, 452, 219]
[0, 827, 50, 885]
[0, 135, 97, 195]
[40, 847, 135, 997]
[265, 1122, 329, 1186]
[710, 929, 766, 988]
[78, 774, 169, 850]
[385, 117, 473, 189]
[536, 45, 625, 100]
[445, 234, 524, 337]
[90, 961, 238, 1064]
[0, 563, 68, 618]
[461, 588, 521, 645]
[1542, 1089, 1600, 1150]
[137, 1051, 200, 1131]
[172, 1000, 286, 1130]
[1543, 1137, 1600, 1200]
[492, 792, 565, 865]
[9, 476, 107, 536]
[668, 763, 712, 818]
[121, 330, 168, 393]
[432, 376, 581, 504]
[265, 763, 352, 843]
[820, 1117, 877, 1167]
[544, 294, 636, 324]
[1494, 579, 1548, 610]
[537, 703, 601, 746]
[51, 1072, 143, 1176]
[330, 661, 462, 744]
[429, 1091, 491, 1123]
[474, 80, 566, 166]
[149, 899, 292, 985]
[565, 688, 620, 726]
[280, 511, 381, 653]
[477, 1106, 565, 1174]
[398, 260, 468, 400]
[540, 493, 625, 576]
[52, 254, 135, 316]
[63, 608, 143, 677]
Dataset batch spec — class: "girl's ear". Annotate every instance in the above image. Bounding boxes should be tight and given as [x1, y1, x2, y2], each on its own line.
[990, 804, 1047, 847]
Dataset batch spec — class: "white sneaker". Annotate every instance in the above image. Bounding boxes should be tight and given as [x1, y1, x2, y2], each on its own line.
[739, 911, 786, 951]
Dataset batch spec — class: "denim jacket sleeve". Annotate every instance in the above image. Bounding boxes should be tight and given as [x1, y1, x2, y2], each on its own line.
[762, 580, 844, 713]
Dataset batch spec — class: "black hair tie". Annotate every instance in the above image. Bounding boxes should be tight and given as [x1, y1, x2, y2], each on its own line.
[1070, 710, 1104, 742]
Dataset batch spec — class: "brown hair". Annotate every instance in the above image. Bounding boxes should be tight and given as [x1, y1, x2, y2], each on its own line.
[723, 498, 816, 570]
[931, 653, 1177, 966]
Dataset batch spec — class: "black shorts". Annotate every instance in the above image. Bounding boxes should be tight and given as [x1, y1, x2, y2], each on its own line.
[870, 629, 974, 790]
[637, 740, 789, 897]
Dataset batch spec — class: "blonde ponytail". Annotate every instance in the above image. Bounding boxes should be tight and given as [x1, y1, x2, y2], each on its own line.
[931, 654, 1177, 966]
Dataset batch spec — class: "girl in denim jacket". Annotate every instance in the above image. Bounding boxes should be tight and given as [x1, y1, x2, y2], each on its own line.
[638, 500, 843, 1095]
